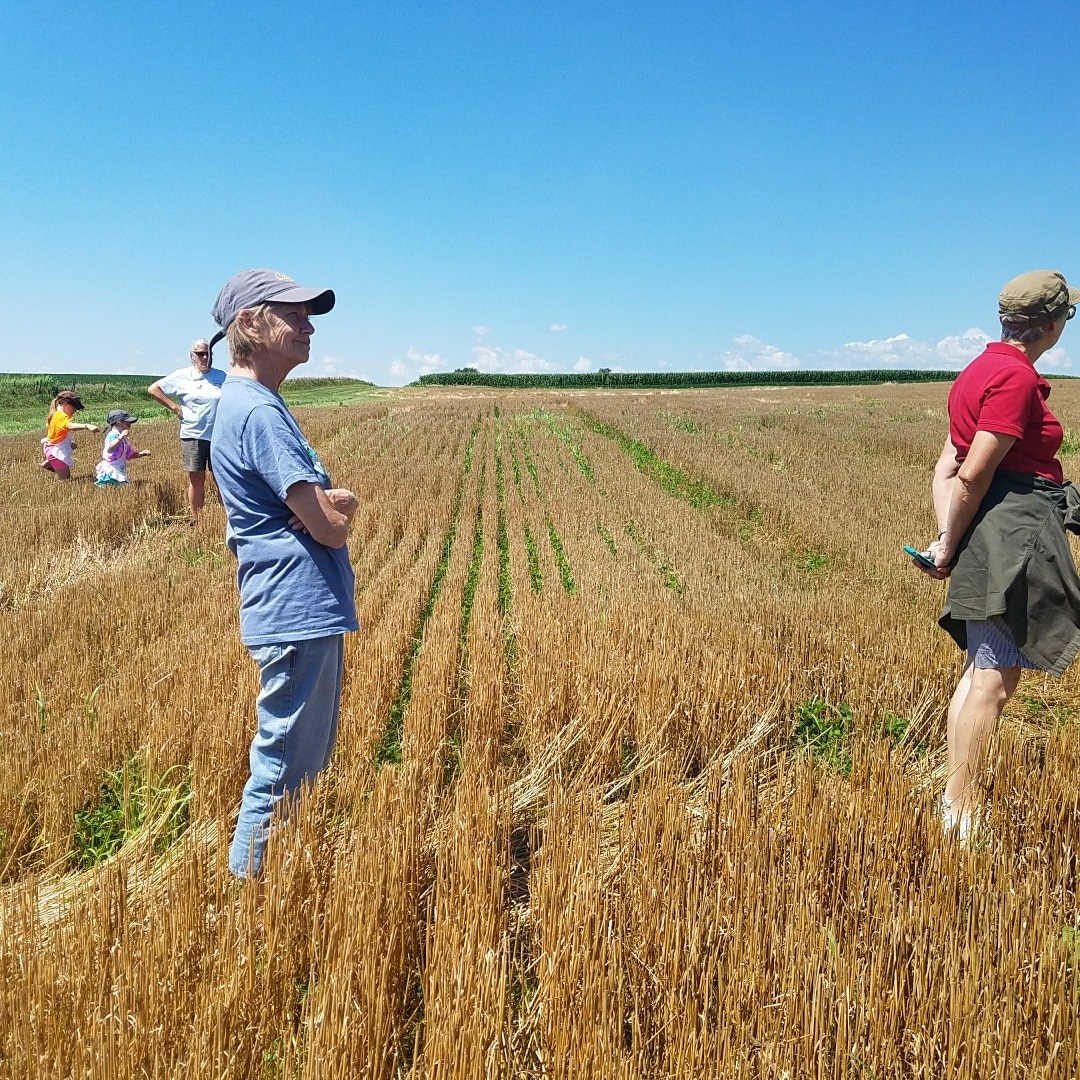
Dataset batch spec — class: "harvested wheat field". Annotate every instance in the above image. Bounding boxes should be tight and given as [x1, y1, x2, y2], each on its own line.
[2, 383, 1080, 1078]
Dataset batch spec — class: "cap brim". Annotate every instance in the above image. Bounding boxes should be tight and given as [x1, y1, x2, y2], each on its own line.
[271, 286, 335, 315]
[1069, 287, 1080, 306]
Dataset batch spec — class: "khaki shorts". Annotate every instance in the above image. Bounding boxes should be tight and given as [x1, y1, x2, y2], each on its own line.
[180, 438, 212, 473]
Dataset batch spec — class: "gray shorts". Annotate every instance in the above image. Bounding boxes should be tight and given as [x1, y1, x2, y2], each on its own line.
[967, 617, 1037, 670]
[180, 438, 212, 473]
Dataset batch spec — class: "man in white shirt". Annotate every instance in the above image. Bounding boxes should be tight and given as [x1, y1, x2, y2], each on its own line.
[147, 339, 228, 525]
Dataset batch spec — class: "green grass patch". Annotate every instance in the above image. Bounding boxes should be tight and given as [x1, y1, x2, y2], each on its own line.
[1060, 430, 1080, 457]
[789, 548, 830, 577]
[737, 506, 764, 544]
[0, 374, 376, 435]
[791, 698, 854, 776]
[71, 756, 192, 870]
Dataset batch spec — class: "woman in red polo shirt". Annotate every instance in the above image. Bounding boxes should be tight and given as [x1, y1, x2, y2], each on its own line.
[916, 270, 1080, 842]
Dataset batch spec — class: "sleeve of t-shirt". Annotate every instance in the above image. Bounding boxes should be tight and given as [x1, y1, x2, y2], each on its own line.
[241, 403, 322, 502]
[49, 413, 71, 440]
[976, 366, 1039, 440]
[156, 370, 181, 396]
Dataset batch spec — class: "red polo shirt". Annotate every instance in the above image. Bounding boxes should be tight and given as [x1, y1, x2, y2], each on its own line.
[948, 341, 1063, 483]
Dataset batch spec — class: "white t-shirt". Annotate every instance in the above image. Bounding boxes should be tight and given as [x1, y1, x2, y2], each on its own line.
[156, 365, 227, 440]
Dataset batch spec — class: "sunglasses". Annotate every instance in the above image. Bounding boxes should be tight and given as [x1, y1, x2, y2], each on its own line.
[192, 351, 210, 357]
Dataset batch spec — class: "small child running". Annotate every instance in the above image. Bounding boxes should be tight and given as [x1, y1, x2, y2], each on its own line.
[41, 391, 100, 479]
[95, 410, 151, 486]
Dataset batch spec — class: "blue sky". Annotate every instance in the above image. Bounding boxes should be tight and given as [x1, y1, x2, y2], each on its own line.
[3, 1, 1079, 385]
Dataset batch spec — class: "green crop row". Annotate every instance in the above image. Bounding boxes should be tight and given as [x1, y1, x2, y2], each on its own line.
[415, 369, 971, 390]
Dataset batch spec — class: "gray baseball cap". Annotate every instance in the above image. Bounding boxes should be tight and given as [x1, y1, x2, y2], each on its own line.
[211, 269, 335, 330]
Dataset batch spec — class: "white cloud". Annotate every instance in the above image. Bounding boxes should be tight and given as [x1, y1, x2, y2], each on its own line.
[1041, 344, 1071, 369]
[307, 353, 371, 381]
[386, 346, 450, 384]
[550, 323, 568, 332]
[471, 343, 555, 374]
[472, 325, 492, 337]
[573, 356, 592, 372]
[721, 335, 800, 371]
[826, 328, 991, 370]
[406, 346, 449, 374]
[935, 328, 991, 365]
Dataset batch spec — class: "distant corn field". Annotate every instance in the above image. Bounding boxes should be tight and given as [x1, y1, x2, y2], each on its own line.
[2, 384, 1080, 1078]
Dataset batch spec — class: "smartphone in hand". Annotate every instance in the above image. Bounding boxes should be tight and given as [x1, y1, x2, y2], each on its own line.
[903, 544, 937, 571]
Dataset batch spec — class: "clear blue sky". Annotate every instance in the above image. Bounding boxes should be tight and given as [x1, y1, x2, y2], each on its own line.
[3, 1, 1079, 385]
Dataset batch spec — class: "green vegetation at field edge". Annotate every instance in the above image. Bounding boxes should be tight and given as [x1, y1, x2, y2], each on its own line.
[0, 374, 378, 435]
[414, 368, 1033, 390]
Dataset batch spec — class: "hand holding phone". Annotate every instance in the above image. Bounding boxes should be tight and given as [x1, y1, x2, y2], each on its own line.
[903, 544, 937, 570]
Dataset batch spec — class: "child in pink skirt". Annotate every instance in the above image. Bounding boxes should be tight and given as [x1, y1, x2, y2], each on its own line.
[95, 410, 151, 486]
[41, 391, 100, 479]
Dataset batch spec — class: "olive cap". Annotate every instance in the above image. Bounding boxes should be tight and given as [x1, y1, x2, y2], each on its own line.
[999, 270, 1080, 326]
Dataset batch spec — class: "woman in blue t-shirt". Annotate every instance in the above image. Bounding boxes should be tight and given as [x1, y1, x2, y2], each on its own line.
[209, 268, 359, 878]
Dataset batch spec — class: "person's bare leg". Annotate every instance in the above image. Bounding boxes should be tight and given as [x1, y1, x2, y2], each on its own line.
[188, 470, 206, 522]
[944, 663, 1019, 826]
[52, 463, 71, 480]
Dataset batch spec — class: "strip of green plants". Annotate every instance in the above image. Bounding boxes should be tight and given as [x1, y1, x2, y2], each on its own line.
[624, 519, 685, 596]
[376, 424, 478, 767]
[494, 414, 519, 674]
[532, 408, 595, 482]
[580, 414, 735, 511]
[516, 423, 543, 498]
[546, 518, 577, 595]
[524, 524, 542, 593]
[415, 369, 972, 389]
[506, 426, 524, 499]
[597, 522, 618, 557]
[459, 460, 486, 649]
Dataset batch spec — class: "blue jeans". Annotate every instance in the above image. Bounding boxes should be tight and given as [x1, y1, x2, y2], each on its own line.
[228, 634, 345, 878]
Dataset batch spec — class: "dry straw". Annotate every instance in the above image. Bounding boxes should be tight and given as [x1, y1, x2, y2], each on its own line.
[2, 388, 1080, 1077]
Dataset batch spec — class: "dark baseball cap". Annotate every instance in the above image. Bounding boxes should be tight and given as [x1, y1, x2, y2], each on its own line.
[55, 390, 84, 411]
[999, 270, 1080, 325]
[211, 269, 335, 330]
[106, 409, 138, 426]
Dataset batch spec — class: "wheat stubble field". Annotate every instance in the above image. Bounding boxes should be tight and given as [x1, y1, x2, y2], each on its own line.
[1, 383, 1080, 1078]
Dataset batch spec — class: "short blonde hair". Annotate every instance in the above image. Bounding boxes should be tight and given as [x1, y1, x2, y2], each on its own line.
[225, 304, 273, 366]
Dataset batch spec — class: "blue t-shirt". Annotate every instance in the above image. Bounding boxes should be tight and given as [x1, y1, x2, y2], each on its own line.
[211, 376, 358, 646]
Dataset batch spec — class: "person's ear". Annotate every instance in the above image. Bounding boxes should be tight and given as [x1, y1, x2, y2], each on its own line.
[235, 307, 259, 332]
